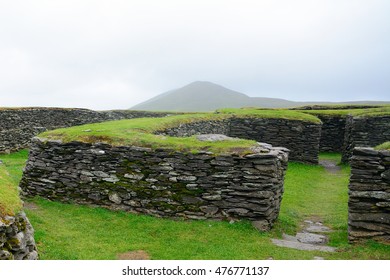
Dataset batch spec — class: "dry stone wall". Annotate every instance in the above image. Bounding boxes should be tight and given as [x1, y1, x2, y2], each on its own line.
[228, 118, 321, 164]
[348, 147, 390, 243]
[342, 116, 390, 163]
[161, 118, 321, 164]
[312, 115, 347, 152]
[0, 211, 38, 260]
[19, 138, 289, 229]
[0, 108, 178, 153]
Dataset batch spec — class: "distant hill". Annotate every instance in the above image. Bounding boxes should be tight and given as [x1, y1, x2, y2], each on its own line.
[131, 81, 389, 112]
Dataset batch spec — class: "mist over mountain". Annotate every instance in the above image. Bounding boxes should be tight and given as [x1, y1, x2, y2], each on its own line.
[131, 81, 388, 112]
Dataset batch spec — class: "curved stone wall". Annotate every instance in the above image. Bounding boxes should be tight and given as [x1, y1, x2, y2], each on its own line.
[0, 211, 38, 260]
[160, 118, 321, 164]
[19, 138, 289, 229]
[348, 147, 390, 243]
[342, 116, 390, 162]
[228, 118, 321, 164]
[0, 108, 178, 153]
[310, 115, 347, 152]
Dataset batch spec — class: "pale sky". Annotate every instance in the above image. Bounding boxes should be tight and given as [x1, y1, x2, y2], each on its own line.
[0, 0, 389, 110]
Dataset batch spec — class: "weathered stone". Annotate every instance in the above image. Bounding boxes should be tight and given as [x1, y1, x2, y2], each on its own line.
[348, 146, 390, 243]
[124, 173, 144, 180]
[296, 232, 327, 244]
[252, 220, 270, 232]
[108, 192, 122, 204]
[200, 206, 219, 215]
[196, 134, 237, 142]
[0, 212, 38, 260]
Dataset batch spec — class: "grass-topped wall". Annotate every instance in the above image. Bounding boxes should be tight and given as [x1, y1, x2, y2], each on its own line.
[20, 136, 289, 230]
[0, 107, 180, 153]
[39, 111, 322, 163]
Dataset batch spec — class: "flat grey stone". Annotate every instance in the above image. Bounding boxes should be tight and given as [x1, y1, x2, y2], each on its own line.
[271, 239, 336, 252]
[196, 134, 236, 142]
[296, 232, 328, 244]
[305, 224, 332, 233]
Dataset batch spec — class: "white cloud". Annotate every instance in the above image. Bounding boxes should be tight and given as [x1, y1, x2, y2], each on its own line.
[0, 0, 389, 109]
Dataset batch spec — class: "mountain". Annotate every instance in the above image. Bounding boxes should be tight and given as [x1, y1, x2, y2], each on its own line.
[131, 81, 389, 112]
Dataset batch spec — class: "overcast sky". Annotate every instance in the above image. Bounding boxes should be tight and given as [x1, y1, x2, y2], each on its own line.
[0, 0, 389, 110]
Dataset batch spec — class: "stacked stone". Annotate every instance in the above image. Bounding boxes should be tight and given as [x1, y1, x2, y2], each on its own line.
[313, 115, 347, 152]
[20, 137, 289, 230]
[348, 147, 390, 243]
[157, 120, 230, 137]
[0, 108, 178, 153]
[159, 118, 320, 164]
[0, 212, 38, 260]
[229, 118, 321, 164]
[342, 116, 390, 163]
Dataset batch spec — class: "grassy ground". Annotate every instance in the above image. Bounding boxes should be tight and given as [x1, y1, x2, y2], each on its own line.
[0, 150, 27, 216]
[0, 151, 389, 259]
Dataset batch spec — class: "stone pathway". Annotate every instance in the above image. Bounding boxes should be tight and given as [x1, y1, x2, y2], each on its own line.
[319, 159, 341, 174]
[271, 220, 336, 253]
[271, 158, 340, 257]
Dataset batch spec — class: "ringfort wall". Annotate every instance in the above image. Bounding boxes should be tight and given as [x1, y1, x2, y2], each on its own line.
[0, 108, 178, 153]
[341, 116, 390, 163]
[0, 211, 38, 260]
[348, 147, 390, 243]
[20, 138, 289, 229]
[159, 118, 321, 164]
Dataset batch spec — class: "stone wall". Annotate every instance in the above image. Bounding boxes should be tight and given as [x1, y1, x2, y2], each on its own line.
[19, 138, 289, 229]
[342, 116, 390, 162]
[348, 147, 390, 243]
[0, 211, 38, 260]
[228, 118, 321, 164]
[313, 115, 347, 152]
[0, 108, 178, 153]
[160, 118, 321, 164]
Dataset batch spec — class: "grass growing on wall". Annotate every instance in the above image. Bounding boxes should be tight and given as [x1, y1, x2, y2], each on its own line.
[1, 151, 388, 259]
[297, 106, 390, 117]
[38, 110, 321, 155]
[375, 141, 390, 151]
[216, 108, 322, 123]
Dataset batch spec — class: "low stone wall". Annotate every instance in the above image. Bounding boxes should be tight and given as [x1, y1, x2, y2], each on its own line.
[228, 118, 321, 164]
[342, 116, 390, 162]
[0, 108, 179, 153]
[0, 211, 38, 260]
[348, 147, 390, 243]
[312, 115, 347, 152]
[19, 138, 289, 229]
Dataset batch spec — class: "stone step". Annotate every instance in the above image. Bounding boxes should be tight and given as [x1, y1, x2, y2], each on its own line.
[271, 239, 336, 252]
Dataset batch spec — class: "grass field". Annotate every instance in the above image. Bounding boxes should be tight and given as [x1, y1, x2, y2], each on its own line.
[0, 150, 389, 259]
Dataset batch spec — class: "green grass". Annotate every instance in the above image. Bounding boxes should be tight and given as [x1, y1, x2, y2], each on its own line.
[0, 150, 28, 216]
[1, 151, 389, 259]
[40, 114, 259, 155]
[297, 106, 390, 117]
[375, 141, 390, 151]
[216, 108, 321, 123]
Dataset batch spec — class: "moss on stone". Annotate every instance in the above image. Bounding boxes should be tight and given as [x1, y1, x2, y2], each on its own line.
[375, 141, 390, 151]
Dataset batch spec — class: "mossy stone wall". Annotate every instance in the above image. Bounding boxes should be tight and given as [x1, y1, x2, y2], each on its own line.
[19, 138, 289, 229]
